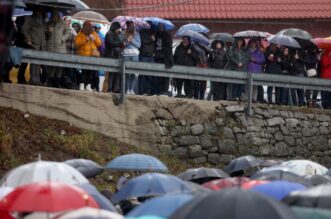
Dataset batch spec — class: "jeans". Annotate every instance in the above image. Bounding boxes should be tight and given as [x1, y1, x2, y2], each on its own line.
[212, 82, 227, 101]
[193, 80, 206, 100]
[257, 86, 264, 102]
[139, 56, 154, 95]
[155, 58, 170, 95]
[124, 55, 139, 93]
[232, 84, 244, 99]
[81, 69, 96, 86]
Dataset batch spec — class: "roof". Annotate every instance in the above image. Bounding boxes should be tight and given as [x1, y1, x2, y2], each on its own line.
[124, 0, 331, 20]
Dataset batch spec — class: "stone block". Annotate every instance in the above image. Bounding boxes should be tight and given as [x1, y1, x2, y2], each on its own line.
[269, 109, 280, 116]
[251, 137, 263, 146]
[176, 136, 200, 146]
[275, 131, 284, 141]
[173, 147, 187, 158]
[188, 145, 203, 158]
[215, 118, 224, 126]
[225, 105, 245, 113]
[284, 136, 295, 146]
[190, 124, 204, 136]
[271, 142, 288, 156]
[158, 144, 173, 154]
[204, 123, 218, 135]
[223, 127, 235, 139]
[280, 111, 290, 118]
[219, 154, 236, 164]
[208, 147, 219, 153]
[316, 115, 330, 122]
[267, 117, 285, 127]
[218, 139, 237, 154]
[260, 145, 271, 155]
[286, 118, 299, 127]
[155, 108, 173, 120]
[200, 135, 213, 149]
[193, 156, 207, 164]
[208, 153, 220, 165]
[247, 126, 261, 132]
[320, 126, 329, 135]
[233, 127, 246, 133]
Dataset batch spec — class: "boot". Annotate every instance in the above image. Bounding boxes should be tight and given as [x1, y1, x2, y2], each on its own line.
[85, 84, 93, 92]
[79, 83, 85, 91]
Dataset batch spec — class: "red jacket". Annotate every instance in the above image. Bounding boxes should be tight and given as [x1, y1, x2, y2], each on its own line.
[321, 49, 331, 79]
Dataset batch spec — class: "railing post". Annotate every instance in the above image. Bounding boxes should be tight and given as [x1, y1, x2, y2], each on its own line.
[245, 73, 253, 116]
[119, 58, 126, 104]
[288, 88, 293, 106]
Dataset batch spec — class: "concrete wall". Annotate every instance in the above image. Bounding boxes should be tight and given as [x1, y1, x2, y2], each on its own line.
[1, 84, 331, 166]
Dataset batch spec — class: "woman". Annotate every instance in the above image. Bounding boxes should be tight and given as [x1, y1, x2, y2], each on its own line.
[291, 49, 307, 106]
[208, 40, 227, 101]
[279, 47, 293, 105]
[120, 21, 141, 95]
[320, 48, 331, 109]
[305, 49, 319, 107]
[75, 20, 102, 91]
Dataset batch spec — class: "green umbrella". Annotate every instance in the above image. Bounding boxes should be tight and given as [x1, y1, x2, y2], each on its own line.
[292, 207, 331, 219]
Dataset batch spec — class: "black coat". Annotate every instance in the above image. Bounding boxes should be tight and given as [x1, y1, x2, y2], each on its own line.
[174, 43, 199, 67]
[265, 47, 282, 74]
[155, 30, 174, 68]
[104, 31, 123, 59]
[227, 46, 249, 71]
[292, 49, 308, 76]
[209, 48, 227, 69]
[279, 54, 293, 75]
[139, 29, 155, 57]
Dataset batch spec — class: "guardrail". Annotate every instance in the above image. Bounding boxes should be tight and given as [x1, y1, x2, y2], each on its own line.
[21, 49, 331, 115]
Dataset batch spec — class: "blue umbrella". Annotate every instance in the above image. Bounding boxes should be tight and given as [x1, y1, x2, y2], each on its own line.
[143, 17, 175, 31]
[126, 194, 193, 218]
[250, 180, 307, 200]
[77, 183, 118, 212]
[177, 30, 209, 46]
[176, 23, 209, 36]
[112, 173, 194, 203]
[13, 8, 32, 17]
[105, 153, 168, 173]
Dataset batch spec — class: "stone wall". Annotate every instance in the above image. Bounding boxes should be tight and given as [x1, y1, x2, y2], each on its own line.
[1, 84, 331, 167]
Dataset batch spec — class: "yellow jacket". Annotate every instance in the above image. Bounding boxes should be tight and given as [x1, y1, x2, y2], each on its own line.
[75, 31, 102, 56]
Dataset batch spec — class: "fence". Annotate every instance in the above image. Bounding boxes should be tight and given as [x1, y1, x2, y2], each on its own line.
[21, 49, 331, 115]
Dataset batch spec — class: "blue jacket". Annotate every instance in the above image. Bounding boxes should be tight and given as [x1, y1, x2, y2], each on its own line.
[248, 49, 265, 73]
[120, 31, 141, 56]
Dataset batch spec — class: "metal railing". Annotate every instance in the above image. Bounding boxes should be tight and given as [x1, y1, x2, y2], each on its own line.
[21, 49, 331, 115]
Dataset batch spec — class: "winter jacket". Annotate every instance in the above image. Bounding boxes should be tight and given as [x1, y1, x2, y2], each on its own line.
[139, 29, 155, 57]
[46, 19, 71, 53]
[155, 30, 174, 68]
[321, 49, 331, 79]
[227, 46, 249, 71]
[104, 31, 123, 59]
[292, 49, 307, 76]
[75, 31, 102, 57]
[279, 54, 293, 75]
[174, 43, 199, 67]
[265, 47, 282, 74]
[120, 31, 141, 56]
[247, 49, 265, 73]
[21, 15, 46, 50]
[208, 48, 227, 69]
[305, 51, 318, 70]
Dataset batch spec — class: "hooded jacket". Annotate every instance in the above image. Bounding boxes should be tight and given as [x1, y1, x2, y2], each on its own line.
[46, 19, 71, 53]
[139, 28, 155, 57]
[75, 31, 102, 57]
[208, 40, 227, 69]
[21, 14, 46, 50]
[174, 42, 199, 67]
[227, 39, 249, 71]
[104, 22, 123, 58]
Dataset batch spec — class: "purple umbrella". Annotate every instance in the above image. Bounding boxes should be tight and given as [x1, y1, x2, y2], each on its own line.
[112, 16, 150, 30]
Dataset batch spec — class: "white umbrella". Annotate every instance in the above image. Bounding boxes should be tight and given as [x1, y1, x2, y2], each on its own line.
[0, 161, 89, 188]
[0, 187, 13, 199]
[24, 212, 61, 219]
[56, 207, 123, 219]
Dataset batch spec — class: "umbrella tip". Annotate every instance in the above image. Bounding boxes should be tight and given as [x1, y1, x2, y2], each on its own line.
[37, 153, 41, 161]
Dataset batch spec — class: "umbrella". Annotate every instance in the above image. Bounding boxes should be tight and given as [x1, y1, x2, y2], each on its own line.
[169, 188, 298, 219]
[313, 38, 331, 49]
[0, 161, 89, 188]
[178, 167, 229, 184]
[304, 175, 331, 186]
[176, 23, 209, 36]
[126, 194, 193, 218]
[261, 159, 284, 168]
[292, 207, 331, 219]
[241, 180, 269, 189]
[267, 35, 301, 48]
[12, 8, 32, 17]
[23, 212, 61, 219]
[0, 187, 13, 199]
[224, 155, 263, 173]
[112, 16, 150, 30]
[64, 159, 104, 178]
[0, 210, 14, 219]
[251, 169, 310, 186]
[143, 17, 175, 31]
[55, 207, 123, 219]
[233, 30, 268, 38]
[293, 38, 318, 51]
[112, 173, 195, 203]
[277, 28, 312, 40]
[77, 183, 117, 212]
[283, 184, 331, 209]
[105, 153, 168, 173]
[25, 0, 89, 10]
[0, 181, 99, 212]
[209, 32, 233, 42]
[72, 10, 110, 24]
[250, 181, 307, 201]
[202, 177, 250, 191]
[280, 160, 327, 176]
[177, 30, 209, 46]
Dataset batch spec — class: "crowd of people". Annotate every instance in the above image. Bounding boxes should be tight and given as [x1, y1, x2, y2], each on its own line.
[4, 8, 331, 109]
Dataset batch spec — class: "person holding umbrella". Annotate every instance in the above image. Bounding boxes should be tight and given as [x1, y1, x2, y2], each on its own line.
[120, 20, 141, 95]
[320, 48, 331, 109]
[291, 48, 307, 106]
[279, 47, 294, 105]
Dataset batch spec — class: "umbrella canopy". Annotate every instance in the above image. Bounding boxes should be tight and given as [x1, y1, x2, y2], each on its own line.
[0, 181, 99, 213]
[126, 194, 193, 218]
[14, 0, 27, 8]
[281, 160, 327, 176]
[64, 159, 103, 178]
[72, 10, 109, 24]
[55, 207, 123, 219]
[169, 188, 298, 219]
[178, 167, 229, 184]
[112, 16, 150, 30]
[241, 180, 269, 189]
[233, 30, 268, 38]
[267, 35, 301, 48]
[143, 17, 175, 31]
[209, 32, 233, 42]
[251, 169, 310, 186]
[23, 212, 61, 219]
[0, 161, 89, 188]
[250, 181, 307, 201]
[77, 183, 117, 212]
[202, 177, 250, 191]
[0, 210, 14, 219]
[177, 30, 209, 46]
[294, 38, 318, 51]
[0, 187, 13, 199]
[224, 155, 263, 173]
[105, 153, 168, 173]
[292, 207, 331, 219]
[12, 8, 32, 17]
[283, 184, 331, 209]
[312, 38, 331, 49]
[25, 0, 89, 10]
[304, 175, 331, 187]
[176, 23, 209, 36]
[277, 28, 312, 40]
[261, 159, 284, 168]
[112, 173, 195, 203]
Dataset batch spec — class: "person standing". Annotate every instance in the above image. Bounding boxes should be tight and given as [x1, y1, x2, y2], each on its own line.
[22, 9, 46, 85]
[75, 20, 102, 91]
[304, 49, 319, 107]
[120, 21, 141, 95]
[291, 49, 307, 106]
[279, 47, 293, 105]
[45, 10, 71, 88]
[320, 48, 331, 109]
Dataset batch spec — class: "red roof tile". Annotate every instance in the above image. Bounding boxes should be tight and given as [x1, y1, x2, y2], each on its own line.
[124, 0, 331, 19]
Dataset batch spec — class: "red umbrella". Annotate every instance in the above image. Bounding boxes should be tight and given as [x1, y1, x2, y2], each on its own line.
[0, 210, 14, 219]
[202, 177, 250, 191]
[241, 180, 269, 189]
[312, 38, 331, 49]
[0, 181, 99, 213]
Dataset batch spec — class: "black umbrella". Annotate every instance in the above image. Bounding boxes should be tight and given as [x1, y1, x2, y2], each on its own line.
[169, 188, 298, 219]
[304, 175, 331, 187]
[224, 155, 263, 174]
[277, 28, 312, 40]
[64, 159, 104, 178]
[178, 167, 229, 184]
[209, 32, 234, 42]
[294, 38, 319, 51]
[283, 185, 331, 209]
[233, 30, 268, 38]
[24, 0, 89, 10]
